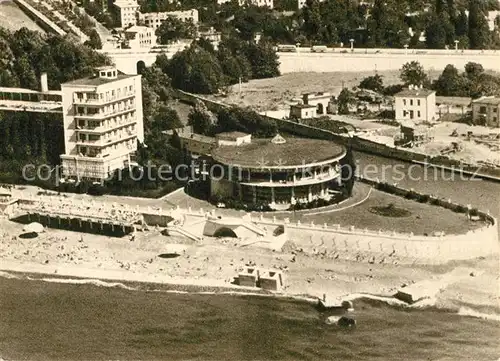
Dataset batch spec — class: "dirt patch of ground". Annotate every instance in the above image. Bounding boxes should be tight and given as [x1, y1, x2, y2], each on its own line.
[209, 70, 441, 112]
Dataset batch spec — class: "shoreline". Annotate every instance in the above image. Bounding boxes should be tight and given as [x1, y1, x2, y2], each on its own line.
[0, 260, 324, 304]
[1, 257, 500, 321]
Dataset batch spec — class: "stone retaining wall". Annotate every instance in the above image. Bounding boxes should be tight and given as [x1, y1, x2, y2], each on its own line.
[249, 178, 498, 263]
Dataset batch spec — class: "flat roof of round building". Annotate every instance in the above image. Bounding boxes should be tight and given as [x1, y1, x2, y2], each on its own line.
[212, 137, 345, 169]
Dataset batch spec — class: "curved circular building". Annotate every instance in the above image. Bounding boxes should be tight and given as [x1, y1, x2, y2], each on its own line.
[210, 133, 347, 210]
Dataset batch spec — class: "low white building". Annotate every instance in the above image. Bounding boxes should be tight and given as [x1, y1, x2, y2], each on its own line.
[60, 66, 144, 181]
[394, 86, 436, 122]
[138, 9, 199, 30]
[216, 132, 252, 147]
[113, 0, 140, 28]
[238, 0, 274, 8]
[289, 103, 317, 120]
[124, 26, 157, 48]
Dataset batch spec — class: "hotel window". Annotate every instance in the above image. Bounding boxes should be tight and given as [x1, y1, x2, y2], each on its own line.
[410, 99, 413, 106]
[417, 100, 421, 106]
[494, 108, 498, 113]
[403, 99, 407, 106]
[417, 111, 421, 117]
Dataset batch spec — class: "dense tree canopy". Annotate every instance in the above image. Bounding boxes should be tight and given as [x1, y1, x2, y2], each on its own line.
[400, 61, 429, 86]
[166, 45, 226, 94]
[155, 17, 197, 44]
[159, 33, 280, 95]
[359, 74, 384, 93]
[0, 28, 110, 90]
[468, 0, 490, 49]
[84, 29, 103, 49]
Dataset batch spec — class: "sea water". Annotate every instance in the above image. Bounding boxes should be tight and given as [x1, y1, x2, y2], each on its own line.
[0, 274, 498, 361]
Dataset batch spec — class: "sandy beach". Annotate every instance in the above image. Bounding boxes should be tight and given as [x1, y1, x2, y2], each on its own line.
[1, 217, 498, 314]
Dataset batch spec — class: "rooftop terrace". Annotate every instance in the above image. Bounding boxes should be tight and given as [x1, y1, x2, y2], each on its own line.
[212, 137, 345, 169]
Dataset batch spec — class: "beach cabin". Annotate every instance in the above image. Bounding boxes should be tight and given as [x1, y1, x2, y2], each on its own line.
[238, 267, 260, 287]
[394, 285, 431, 304]
[258, 270, 284, 291]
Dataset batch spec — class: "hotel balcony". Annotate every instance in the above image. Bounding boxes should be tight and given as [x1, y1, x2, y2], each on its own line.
[239, 169, 341, 188]
[75, 118, 137, 134]
[74, 106, 136, 120]
[76, 132, 137, 148]
[73, 92, 135, 106]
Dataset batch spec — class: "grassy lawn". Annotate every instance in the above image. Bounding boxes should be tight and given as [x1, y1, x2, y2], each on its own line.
[295, 189, 484, 235]
[162, 185, 484, 236]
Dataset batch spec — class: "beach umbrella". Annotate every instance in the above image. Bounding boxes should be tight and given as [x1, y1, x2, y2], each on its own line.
[23, 222, 45, 233]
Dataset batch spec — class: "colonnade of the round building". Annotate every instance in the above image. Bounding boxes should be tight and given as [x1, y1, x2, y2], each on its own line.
[209, 133, 347, 210]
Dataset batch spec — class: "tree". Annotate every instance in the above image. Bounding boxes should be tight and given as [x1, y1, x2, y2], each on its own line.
[425, 15, 448, 48]
[188, 100, 216, 135]
[14, 55, 38, 89]
[433, 64, 469, 96]
[367, 0, 387, 47]
[155, 17, 197, 44]
[400, 61, 429, 86]
[302, 0, 322, 41]
[468, 0, 490, 49]
[243, 40, 280, 79]
[218, 45, 252, 84]
[359, 74, 384, 93]
[337, 88, 355, 115]
[339, 143, 356, 197]
[169, 130, 182, 149]
[84, 29, 102, 49]
[150, 105, 182, 132]
[455, 9, 469, 38]
[193, 37, 215, 53]
[464, 61, 484, 79]
[166, 45, 225, 94]
[367, 0, 409, 47]
[468, 73, 500, 98]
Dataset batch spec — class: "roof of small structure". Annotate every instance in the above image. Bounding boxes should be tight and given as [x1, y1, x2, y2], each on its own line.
[436, 96, 472, 107]
[62, 72, 136, 87]
[291, 103, 317, 109]
[395, 88, 435, 98]
[124, 25, 154, 33]
[216, 131, 250, 140]
[212, 137, 345, 169]
[472, 97, 500, 105]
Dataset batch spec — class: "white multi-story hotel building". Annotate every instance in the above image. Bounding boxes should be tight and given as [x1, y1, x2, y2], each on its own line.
[114, 0, 140, 27]
[394, 86, 436, 122]
[60, 66, 144, 181]
[138, 9, 199, 30]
